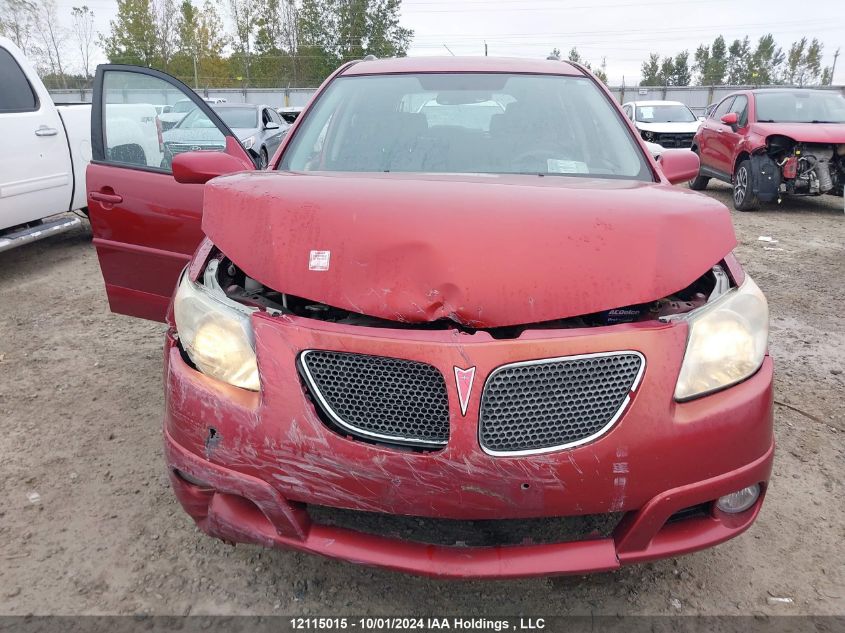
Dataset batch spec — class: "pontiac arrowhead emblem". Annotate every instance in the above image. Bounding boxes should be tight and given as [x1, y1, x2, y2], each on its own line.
[454, 366, 476, 416]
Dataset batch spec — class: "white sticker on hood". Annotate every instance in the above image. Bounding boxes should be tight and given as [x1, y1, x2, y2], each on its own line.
[309, 250, 331, 271]
[547, 159, 589, 174]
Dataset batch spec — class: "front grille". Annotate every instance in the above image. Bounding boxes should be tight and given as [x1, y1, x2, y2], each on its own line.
[308, 504, 623, 547]
[479, 352, 644, 455]
[654, 133, 695, 148]
[300, 350, 450, 447]
[166, 142, 225, 154]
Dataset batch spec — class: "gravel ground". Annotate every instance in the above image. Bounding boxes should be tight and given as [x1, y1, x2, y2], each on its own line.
[0, 182, 843, 616]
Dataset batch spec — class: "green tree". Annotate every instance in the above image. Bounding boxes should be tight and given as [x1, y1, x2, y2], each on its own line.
[228, 0, 258, 86]
[640, 52, 660, 85]
[567, 47, 581, 63]
[297, 0, 413, 85]
[658, 56, 674, 85]
[726, 36, 751, 84]
[785, 37, 827, 85]
[693, 35, 727, 85]
[672, 50, 691, 85]
[101, 0, 157, 66]
[171, 0, 228, 87]
[748, 33, 784, 85]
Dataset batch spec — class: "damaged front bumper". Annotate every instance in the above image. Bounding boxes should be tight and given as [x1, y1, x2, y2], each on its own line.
[163, 312, 774, 578]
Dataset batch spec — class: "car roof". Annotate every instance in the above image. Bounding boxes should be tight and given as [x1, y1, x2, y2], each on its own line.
[751, 88, 837, 95]
[208, 103, 272, 110]
[627, 100, 686, 106]
[341, 56, 584, 77]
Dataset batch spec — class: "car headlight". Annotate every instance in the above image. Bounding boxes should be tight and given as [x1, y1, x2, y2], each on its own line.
[173, 267, 260, 391]
[641, 130, 654, 141]
[672, 275, 768, 401]
[241, 135, 255, 150]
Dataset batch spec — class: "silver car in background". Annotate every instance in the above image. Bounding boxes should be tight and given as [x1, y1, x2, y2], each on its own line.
[162, 103, 289, 169]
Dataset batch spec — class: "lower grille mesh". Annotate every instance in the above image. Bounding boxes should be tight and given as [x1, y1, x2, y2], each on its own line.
[300, 350, 450, 446]
[479, 352, 644, 454]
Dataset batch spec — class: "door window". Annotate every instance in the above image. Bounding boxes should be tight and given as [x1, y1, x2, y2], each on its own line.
[729, 95, 749, 127]
[712, 97, 735, 120]
[0, 47, 38, 112]
[101, 70, 225, 172]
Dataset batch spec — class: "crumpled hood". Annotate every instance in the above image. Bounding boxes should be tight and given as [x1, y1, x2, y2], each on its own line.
[636, 121, 700, 134]
[751, 122, 845, 144]
[202, 172, 736, 328]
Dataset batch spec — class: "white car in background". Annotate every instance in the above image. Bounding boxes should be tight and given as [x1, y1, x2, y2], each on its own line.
[621, 100, 701, 148]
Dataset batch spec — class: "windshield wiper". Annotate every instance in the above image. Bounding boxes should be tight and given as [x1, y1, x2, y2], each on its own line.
[810, 120, 840, 124]
[757, 119, 776, 122]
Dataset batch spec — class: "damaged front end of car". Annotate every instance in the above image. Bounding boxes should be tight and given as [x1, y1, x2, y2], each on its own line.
[750, 136, 845, 203]
[159, 172, 774, 578]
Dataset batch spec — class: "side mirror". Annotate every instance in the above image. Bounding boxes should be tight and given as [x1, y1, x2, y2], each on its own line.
[172, 150, 252, 184]
[162, 105, 172, 113]
[720, 112, 738, 126]
[658, 148, 700, 185]
[265, 121, 280, 130]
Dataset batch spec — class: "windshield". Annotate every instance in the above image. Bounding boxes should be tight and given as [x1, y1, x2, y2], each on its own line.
[281, 73, 650, 180]
[755, 91, 845, 123]
[173, 100, 194, 113]
[214, 106, 258, 128]
[176, 107, 214, 129]
[636, 104, 696, 123]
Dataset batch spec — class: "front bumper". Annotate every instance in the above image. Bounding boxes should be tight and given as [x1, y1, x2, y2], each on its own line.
[163, 312, 774, 578]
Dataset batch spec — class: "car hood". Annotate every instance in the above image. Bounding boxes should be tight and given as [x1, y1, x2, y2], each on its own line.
[202, 172, 736, 328]
[230, 126, 261, 140]
[162, 128, 226, 144]
[751, 122, 845, 143]
[636, 121, 700, 134]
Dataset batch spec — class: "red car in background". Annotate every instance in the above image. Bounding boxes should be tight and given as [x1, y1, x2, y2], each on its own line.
[86, 57, 773, 578]
[690, 88, 845, 211]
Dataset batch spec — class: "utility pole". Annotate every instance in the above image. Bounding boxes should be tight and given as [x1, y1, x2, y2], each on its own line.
[192, 52, 198, 89]
[484, 40, 488, 57]
[831, 48, 840, 86]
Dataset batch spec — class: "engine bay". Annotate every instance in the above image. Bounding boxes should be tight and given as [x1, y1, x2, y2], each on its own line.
[206, 254, 733, 339]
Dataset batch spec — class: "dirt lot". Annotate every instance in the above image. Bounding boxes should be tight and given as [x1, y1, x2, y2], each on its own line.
[1, 181, 843, 617]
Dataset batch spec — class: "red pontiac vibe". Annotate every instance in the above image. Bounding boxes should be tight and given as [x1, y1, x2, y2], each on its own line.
[86, 57, 773, 578]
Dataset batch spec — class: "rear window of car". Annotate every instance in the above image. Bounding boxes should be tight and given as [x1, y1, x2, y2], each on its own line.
[214, 106, 258, 128]
[0, 46, 38, 112]
[280, 73, 651, 181]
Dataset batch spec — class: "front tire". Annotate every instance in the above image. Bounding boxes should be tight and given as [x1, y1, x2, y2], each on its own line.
[733, 160, 759, 211]
[258, 147, 269, 169]
[689, 173, 710, 190]
[688, 149, 709, 190]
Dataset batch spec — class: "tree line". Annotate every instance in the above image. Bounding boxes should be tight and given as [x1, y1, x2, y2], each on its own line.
[0, 0, 413, 89]
[1, 1, 840, 90]
[640, 34, 838, 87]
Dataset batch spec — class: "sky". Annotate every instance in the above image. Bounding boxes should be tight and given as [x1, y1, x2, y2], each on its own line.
[53, 0, 845, 85]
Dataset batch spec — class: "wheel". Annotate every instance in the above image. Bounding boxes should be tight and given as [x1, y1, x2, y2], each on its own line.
[733, 160, 759, 211]
[258, 147, 269, 169]
[688, 173, 710, 190]
[688, 149, 709, 190]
